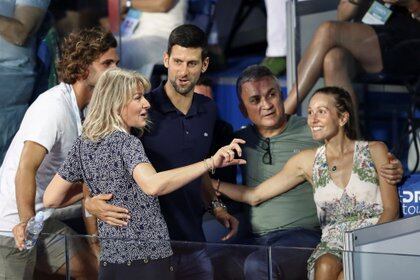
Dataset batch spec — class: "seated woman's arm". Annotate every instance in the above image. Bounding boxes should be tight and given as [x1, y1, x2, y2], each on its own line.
[369, 141, 400, 224]
[216, 149, 315, 206]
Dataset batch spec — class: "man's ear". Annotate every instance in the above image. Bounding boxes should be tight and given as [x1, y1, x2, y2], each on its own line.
[239, 102, 248, 118]
[201, 57, 209, 73]
[80, 68, 89, 81]
[163, 52, 169, 68]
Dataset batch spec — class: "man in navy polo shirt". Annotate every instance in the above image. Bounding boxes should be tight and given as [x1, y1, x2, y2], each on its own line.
[144, 24, 240, 279]
[85, 24, 239, 280]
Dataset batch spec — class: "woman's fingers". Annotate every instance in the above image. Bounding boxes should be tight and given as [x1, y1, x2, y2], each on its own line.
[229, 142, 243, 157]
[230, 138, 246, 145]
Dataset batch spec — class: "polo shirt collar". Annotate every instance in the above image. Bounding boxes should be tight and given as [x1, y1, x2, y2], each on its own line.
[151, 81, 207, 117]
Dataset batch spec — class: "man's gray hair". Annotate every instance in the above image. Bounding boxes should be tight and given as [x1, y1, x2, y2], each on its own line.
[236, 65, 280, 103]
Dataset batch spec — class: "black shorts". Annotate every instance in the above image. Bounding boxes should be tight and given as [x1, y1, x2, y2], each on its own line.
[370, 6, 420, 75]
[99, 256, 175, 280]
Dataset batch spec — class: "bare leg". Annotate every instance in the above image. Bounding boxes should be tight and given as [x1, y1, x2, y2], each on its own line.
[284, 21, 383, 114]
[55, 249, 98, 280]
[314, 253, 343, 280]
[323, 47, 361, 135]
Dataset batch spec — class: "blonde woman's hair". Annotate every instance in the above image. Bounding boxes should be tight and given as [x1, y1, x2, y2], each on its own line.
[83, 68, 151, 141]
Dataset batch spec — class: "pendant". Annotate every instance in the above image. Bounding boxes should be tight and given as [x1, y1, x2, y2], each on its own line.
[331, 165, 337, 172]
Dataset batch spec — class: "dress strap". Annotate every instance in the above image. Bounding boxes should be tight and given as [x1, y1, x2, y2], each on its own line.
[352, 141, 379, 185]
[312, 144, 329, 188]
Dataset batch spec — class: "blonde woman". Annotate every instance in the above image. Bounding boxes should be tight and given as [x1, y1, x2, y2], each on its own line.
[43, 68, 245, 280]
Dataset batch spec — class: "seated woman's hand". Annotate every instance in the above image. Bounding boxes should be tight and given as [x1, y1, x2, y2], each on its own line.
[212, 138, 247, 169]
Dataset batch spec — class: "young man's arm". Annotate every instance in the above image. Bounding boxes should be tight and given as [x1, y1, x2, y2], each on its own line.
[13, 141, 47, 250]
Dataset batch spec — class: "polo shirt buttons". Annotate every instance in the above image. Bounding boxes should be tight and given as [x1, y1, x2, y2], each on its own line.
[143, 259, 149, 264]
[103, 262, 107, 267]
[170, 266, 174, 271]
[127, 260, 131, 266]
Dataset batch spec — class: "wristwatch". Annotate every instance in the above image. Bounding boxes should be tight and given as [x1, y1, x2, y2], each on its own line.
[207, 198, 227, 215]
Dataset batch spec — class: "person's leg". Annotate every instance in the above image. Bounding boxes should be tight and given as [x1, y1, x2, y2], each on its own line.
[323, 47, 358, 104]
[244, 228, 321, 280]
[36, 219, 98, 280]
[0, 235, 37, 279]
[314, 253, 342, 280]
[0, 71, 34, 164]
[211, 244, 254, 280]
[172, 245, 213, 280]
[262, 0, 287, 75]
[284, 21, 383, 114]
[323, 47, 361, 135]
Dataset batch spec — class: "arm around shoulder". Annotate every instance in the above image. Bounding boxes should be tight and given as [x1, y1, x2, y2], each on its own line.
[369, 141, 400, 223]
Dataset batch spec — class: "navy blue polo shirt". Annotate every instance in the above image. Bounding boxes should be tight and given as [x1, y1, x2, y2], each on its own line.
[141, 83, 217, 242]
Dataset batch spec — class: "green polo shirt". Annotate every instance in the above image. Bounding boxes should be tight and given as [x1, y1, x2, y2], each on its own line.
[235, 115, 321, 235]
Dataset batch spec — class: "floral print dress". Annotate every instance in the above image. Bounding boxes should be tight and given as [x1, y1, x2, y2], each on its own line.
[307, 141, 383, 279]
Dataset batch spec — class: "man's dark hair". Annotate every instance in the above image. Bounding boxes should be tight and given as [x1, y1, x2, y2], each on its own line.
[236, 65, 279, 103]
[196, 76, 213, 88]
[57, 28, 117, 84]
[167, 24, 208, 60]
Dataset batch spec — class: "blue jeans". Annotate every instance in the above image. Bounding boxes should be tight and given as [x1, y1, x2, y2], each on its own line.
[244, 228, 321, 280]
[211, 227, 320, 280]
[171, 243, 213, 280]
[0, 70, 34, 164]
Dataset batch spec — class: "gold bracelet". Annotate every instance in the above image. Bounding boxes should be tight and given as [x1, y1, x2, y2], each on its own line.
[203, 158, 210, 172]
[209, 156, 215, 175]
[203, 158, 215, 174]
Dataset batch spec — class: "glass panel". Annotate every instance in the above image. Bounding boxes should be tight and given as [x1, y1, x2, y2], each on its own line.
[344, 250, 420, 280]
[62, 234, 315, 279]
[6, 231, 420, 279]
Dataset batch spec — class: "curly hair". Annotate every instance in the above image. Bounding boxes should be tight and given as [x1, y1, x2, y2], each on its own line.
[57, 28, 117, 84]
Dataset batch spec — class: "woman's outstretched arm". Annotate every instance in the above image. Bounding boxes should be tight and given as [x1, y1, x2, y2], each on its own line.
[215, 149, 315, 206]
[133, 139, 246, 196]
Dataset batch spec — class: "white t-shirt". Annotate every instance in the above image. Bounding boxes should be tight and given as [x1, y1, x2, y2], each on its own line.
[133, 0, 187, 39]
[0, 83, 82, 233]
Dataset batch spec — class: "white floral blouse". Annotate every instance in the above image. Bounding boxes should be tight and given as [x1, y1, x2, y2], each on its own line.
[308, 141, 383, 279]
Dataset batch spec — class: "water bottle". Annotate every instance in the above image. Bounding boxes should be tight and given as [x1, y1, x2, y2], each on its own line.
[24, 211, 44, 250]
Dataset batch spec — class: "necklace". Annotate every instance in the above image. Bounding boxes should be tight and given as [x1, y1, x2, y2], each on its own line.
[331, 165, 337, 172]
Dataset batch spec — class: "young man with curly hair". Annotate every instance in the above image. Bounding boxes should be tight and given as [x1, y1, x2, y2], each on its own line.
[0, 28, 119, 280]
